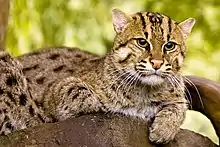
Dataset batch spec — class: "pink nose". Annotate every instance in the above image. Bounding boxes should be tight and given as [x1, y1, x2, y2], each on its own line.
[150, 59, 163, 70]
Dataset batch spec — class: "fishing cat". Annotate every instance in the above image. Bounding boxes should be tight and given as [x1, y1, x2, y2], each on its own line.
[0, 9, 195, 144]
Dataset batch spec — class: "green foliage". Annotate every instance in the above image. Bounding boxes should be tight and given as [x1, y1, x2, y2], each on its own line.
[6, 0, 219, 144]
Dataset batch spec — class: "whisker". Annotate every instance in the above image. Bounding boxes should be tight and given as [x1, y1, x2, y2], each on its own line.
[125, 72, 139, 95]
[173, 75, 193, 109]
[115, 71, 133, 96]
[184, 77, 204, 109]
[167, 75, 192, 109]
[134, 72, 142, 88]
[108, 69, 130, 89]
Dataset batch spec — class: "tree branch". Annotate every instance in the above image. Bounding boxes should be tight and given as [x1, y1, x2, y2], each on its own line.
[186, 76, 220, 139]
[0, 114, 217, 147]
[0, 0, 9, 50]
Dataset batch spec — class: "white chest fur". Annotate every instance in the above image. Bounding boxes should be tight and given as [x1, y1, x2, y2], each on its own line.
[113, 106, 159, 120]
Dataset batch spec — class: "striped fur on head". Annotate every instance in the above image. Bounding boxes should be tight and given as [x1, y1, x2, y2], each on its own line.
[111, 8, 195, 85]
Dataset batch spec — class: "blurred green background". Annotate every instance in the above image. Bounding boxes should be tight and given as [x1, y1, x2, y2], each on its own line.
[7, 0, 219, 144]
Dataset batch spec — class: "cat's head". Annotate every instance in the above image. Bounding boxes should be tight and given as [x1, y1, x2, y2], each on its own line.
[110, 8, 195, 86]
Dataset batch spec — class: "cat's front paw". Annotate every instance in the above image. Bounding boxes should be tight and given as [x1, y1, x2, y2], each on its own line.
[149, 123, 178, 144]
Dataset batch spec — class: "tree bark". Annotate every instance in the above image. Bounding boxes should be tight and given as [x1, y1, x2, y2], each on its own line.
[0, 0, 9, 50]
[0, 114, 217, 147]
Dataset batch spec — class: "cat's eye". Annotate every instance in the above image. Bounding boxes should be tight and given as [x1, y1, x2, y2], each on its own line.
[163, 42, 177, 52]
[136, 38, 150, 49]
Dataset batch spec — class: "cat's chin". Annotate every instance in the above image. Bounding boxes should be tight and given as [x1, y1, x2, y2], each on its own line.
[139, 75, 164, 86]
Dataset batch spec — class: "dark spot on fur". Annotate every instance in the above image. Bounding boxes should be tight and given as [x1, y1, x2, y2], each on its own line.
[132, 16, 137, 21]
[0, 109, 5, 114]
[7, 92, 16, 104]
[169, 88, 174, 93]
[89, 59, 96, 63]
[75, 54, 82, 58]
[5, 101, 11, 107]
[81, 58, 87, 62]
[64, 106, 68, 110]
[176, 66, 181, 71]
[166, 68, 172, 71]
[49, 54, 60, 60]
[1, 132, 6, 136]
[53, 65, 65, 72]
[50, 115, 58, 123]
[37, 114, 45, 122]
[72, 93, 79, 101]
[55, 139, 61, 145]
[34, 100, 43, 107]
[29, 106, 35, 116]
[140, 60, 147, 63]
[111, 86, 116, 91]
[0, 57, 8, 62]
[26, 78, 31, 83]
[68, 88, 74, 96]
[36, 77, 45, 85]
[0, 88, 4, 95]
[6, 121, 14, 130]
[181, 51, 185, 58]
[4, 115, 10, 121]
[165, 64, 171, 66]
[78, 86, 87, 91]
[140, 73, 147, 77]
[23, 64, 39, 74]
[19, 94, 27, 106]
[6, 76, 17, 86]
[77, 111, 86, 117]
[0, 53, 11, 62]
[47, 82, 54, 88]
[3, 109, 7, 113]
[67, 69, 74, 73]
[126, 96, 131, 99]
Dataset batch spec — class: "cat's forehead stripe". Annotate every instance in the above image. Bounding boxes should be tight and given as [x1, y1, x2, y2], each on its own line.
[147, 12, 163, 25]
[137, 12, 146, 30]
[133, 12, 173, 42]
[168, 17, 172, 33]
[167, 17, 172, 41]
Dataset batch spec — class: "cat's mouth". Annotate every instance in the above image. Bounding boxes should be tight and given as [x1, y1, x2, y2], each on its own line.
[138, 70, 165, 85]
[139, 74, 164, 85]
[139, 69, 163, 77]
[125, 69, 166, 86]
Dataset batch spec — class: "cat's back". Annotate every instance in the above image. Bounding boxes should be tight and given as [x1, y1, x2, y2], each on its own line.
[18, 47, 99, 77]
[17, 47, 101, 102]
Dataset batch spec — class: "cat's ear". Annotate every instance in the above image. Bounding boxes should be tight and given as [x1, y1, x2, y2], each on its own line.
[112, 8, 130, 33]
[178, 18, 195, 38]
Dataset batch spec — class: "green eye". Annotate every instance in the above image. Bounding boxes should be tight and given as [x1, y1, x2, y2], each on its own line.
[136, 38, 150, 49]
[164, 42, 176, 51]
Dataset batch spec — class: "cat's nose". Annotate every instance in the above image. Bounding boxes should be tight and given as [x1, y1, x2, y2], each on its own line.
[150, 59, 163, 70]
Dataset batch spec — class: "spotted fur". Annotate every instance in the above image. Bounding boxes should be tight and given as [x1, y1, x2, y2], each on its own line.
[0, 9, 195, 144]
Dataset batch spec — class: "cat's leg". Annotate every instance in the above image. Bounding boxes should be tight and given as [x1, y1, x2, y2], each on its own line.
[0, 51, 46, 135]
[43, 76, 101, 121]
[149, 101, 187, 144]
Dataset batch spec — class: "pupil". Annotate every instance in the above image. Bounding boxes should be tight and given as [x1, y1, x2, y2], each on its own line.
[139, 39, 146, 45]
[166, 42, 173, 48]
